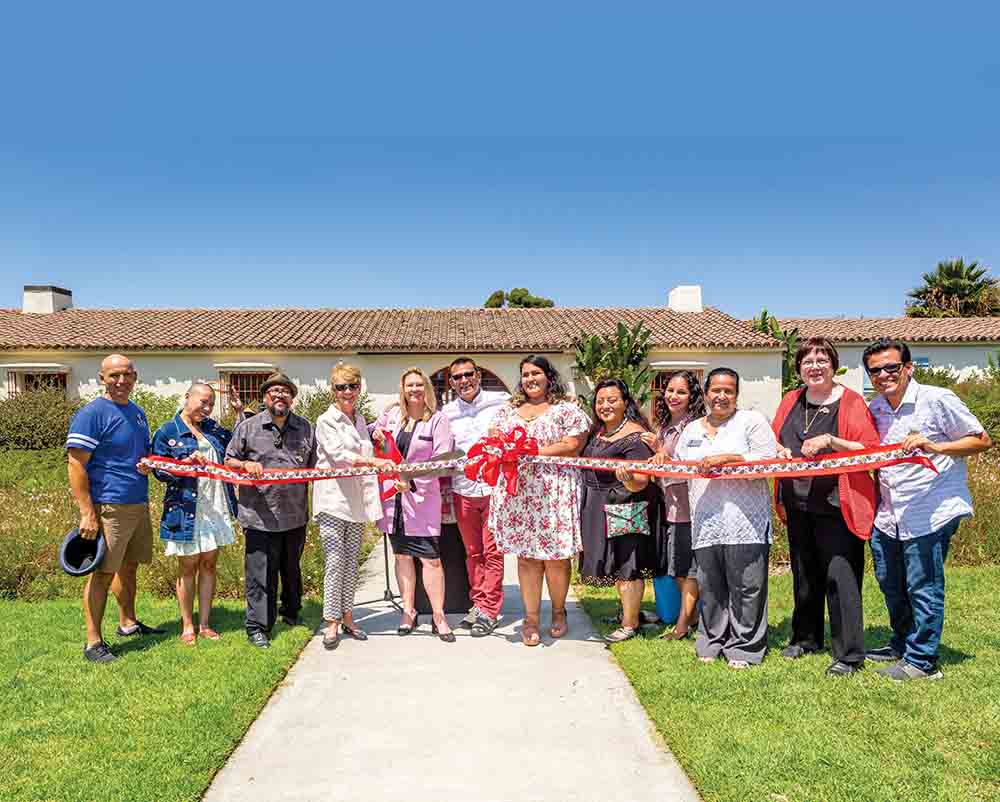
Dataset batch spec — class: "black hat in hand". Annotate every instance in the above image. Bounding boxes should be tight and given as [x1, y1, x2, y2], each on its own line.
[59, 528, 106, 577]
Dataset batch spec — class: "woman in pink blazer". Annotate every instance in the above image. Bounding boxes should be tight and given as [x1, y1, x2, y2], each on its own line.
[373, 368, 455, 642]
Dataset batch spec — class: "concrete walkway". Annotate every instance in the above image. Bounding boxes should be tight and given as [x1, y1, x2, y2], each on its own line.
[204, 545, 700, 802]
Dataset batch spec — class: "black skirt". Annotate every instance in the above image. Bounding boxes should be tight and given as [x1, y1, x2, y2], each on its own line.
[389, 533, 441, 559]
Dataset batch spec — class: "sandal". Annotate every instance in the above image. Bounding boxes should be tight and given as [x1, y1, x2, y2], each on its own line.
[522, 615, 541, 647]
[604, 626, 638, 643]
[549, 608, 568, 639]
[341, 623, 369, 641]
[198, 627, 221, 641]
[180, 632, 197, 646]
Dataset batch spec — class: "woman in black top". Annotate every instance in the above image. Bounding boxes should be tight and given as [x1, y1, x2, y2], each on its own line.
[774, 338, 876, 676]
[578, 379, 666, 643]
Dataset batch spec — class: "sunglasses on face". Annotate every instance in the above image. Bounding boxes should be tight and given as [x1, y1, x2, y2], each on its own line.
[450, 370, 477, 382]
[334, 382, 361, 392]
[866, 362, 904, 377]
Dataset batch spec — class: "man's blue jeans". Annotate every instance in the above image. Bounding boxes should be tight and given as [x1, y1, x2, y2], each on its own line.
[870, 519, 960, 673]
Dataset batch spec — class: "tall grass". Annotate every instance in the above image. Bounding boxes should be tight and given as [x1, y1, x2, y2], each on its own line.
[2, 447, 997, 599]
[0, 448, 377, 600]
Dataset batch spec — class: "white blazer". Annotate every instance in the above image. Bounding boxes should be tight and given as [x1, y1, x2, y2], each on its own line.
[311, 404, 383, 524]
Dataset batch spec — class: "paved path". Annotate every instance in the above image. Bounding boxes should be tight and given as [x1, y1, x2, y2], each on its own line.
[204, 545, 700, 802]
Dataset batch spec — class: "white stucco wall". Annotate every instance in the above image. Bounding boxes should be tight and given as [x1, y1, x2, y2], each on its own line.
[1, 348, 786, 418]
[832, 343, 1000, 395]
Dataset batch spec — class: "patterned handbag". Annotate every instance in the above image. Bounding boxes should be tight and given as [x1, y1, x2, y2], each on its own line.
[604, 500, 650, 538]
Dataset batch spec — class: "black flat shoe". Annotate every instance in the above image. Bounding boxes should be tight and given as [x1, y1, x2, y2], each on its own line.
[431, 622, 456, 643]
[116, 620, 166, 637]
[323, 632, 340, 651]
[826, 660, 862, 677]
[341, 624, 368, 641]
[397, 612, 418, 636]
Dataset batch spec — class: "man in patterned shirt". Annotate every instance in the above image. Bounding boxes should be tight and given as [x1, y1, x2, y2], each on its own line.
[864, 338, 992, 681]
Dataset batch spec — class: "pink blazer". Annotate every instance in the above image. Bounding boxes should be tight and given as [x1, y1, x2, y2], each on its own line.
[374, 406, 453, 537]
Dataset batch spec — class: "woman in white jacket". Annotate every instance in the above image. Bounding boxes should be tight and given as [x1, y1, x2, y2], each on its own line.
[313, 363, 394, 651]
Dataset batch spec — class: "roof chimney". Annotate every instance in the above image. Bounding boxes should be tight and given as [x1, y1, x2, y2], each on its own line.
[667, 285, 702, 314]
[22, 285, 73, 314]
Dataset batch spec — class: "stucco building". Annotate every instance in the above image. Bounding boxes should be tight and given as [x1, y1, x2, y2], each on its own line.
[2, 284, 783, 417]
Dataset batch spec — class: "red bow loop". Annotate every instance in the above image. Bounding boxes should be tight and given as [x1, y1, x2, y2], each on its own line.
[373, 429, 403, 501]
[464, 426, 539, 496]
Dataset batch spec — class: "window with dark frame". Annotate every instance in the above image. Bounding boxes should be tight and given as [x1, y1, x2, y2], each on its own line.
[5, 371, 68, 397]
[219, 372, 273, 414]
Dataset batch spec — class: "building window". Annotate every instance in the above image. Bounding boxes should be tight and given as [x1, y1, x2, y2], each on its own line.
[4, 369, 69, 398]
[650, 369, 704, 424]
[430, 366, 511, 406]
[219, 372, 272, 414]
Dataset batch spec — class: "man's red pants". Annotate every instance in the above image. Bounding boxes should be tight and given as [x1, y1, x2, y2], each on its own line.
[453, 494, 504, 620]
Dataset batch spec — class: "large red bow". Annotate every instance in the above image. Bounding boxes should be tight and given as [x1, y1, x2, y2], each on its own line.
[373, 430, 404, 501]
[464, 426, 539, 496]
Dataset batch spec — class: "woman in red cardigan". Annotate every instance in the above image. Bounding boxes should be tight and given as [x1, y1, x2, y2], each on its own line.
[772, 337, 879, 677]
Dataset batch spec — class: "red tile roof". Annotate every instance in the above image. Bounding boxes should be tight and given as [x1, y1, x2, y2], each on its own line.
[0, 307, 778, 352]
[780, 317, 1000, 344]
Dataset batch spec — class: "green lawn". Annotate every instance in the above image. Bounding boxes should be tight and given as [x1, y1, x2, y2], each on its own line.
[2, 596, 323, 802]
[578, 566, 1000, 802]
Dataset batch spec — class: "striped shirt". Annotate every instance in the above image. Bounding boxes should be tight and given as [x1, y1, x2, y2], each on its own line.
[65, 397, 150, 504]
[870, 379, 983, 539]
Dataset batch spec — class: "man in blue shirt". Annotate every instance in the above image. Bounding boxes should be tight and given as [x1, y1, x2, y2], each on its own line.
[66, 354, 164, 663]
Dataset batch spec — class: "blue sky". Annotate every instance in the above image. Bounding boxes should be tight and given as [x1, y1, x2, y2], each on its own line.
[1, 3, 998, 319]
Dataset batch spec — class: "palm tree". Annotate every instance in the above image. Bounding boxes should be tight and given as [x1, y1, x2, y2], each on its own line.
[906, 259, 999, 317]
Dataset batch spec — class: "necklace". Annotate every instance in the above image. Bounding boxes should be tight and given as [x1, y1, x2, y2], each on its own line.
[802, 401, 829, 436]
[600, 418, 629, 439]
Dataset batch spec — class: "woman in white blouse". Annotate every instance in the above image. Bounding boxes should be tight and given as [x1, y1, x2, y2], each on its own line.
[312, 363, 395, 651]
[675, 367, 778, 669]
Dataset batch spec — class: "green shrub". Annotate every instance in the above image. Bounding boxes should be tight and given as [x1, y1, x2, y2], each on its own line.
[295, 388, 375, 425]
[913, 366, 959, 388]
[130, 386, 180, 434]
[0, 390, 82, 450]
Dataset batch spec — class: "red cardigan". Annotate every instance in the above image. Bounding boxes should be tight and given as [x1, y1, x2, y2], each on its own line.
[771, 386, 880, 540]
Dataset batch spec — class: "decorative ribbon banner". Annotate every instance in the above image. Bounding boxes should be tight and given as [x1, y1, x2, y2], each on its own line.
[141, 454, 469, 487]
[142, 427, 936, 491]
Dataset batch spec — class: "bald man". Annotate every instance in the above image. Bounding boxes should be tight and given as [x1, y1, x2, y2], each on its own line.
[66, 354, 164, 663]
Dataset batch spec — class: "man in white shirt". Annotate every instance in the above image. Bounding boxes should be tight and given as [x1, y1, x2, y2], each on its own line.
[864, 338, 992, 681]
[442, 358, 510, 636]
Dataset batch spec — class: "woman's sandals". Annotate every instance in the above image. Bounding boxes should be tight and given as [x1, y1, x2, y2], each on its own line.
[605, 626, 639, 643]
[522, 615, 541, 647]
[549, 608, 569, 639]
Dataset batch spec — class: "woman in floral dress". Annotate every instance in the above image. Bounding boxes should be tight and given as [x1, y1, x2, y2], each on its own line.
[489, 355, 590, 646]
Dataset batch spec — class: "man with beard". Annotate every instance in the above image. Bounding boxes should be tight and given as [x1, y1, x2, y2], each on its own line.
[225, 373, 317, 648]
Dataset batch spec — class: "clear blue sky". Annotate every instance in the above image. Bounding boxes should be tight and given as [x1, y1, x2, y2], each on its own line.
[2, 3, 999, 319]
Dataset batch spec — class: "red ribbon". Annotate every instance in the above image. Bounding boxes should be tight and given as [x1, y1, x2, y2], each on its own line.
[464, 426, 539, 496]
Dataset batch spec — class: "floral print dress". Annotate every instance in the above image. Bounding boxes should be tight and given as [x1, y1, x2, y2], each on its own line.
[488, 401, 591, 560]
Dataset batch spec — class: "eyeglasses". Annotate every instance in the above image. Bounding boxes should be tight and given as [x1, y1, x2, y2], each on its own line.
[267, 387, 293, 397]
[450, 370, 477, 382]
[801, 359, 832, 369]
[866, 362, 904, 377]
[334, 382, 361, 392]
